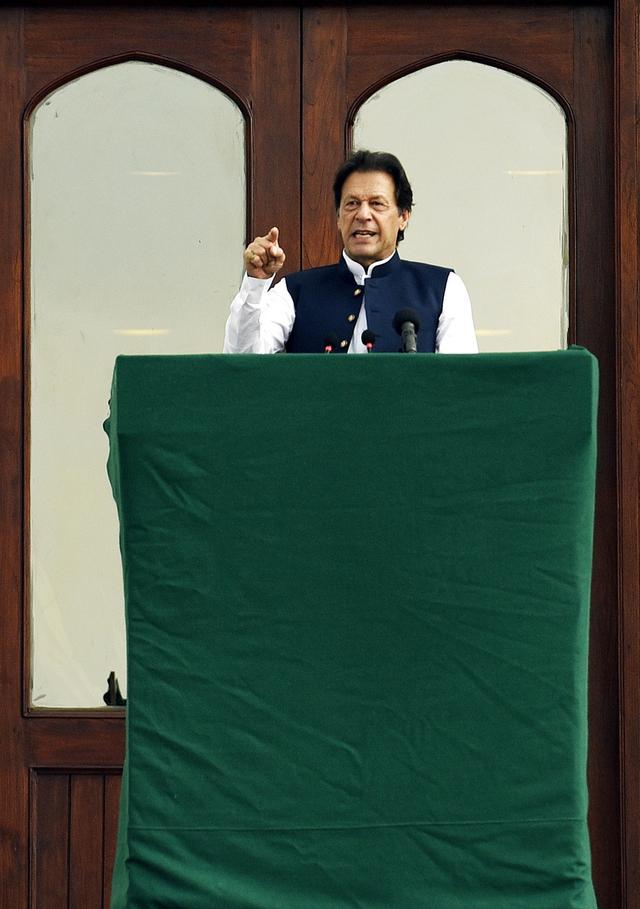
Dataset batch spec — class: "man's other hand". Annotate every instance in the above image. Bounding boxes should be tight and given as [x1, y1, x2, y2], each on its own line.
[244, 227, 286, 279]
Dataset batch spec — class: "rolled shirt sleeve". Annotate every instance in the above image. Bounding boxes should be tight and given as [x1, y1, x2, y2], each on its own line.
[223, 274, 295, 354]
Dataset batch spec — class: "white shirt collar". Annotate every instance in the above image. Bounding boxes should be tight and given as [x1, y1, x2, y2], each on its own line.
[342, 250, 396, 285]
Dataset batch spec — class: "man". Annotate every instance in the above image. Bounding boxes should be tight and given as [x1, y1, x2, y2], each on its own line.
[224, 150, 478, 354]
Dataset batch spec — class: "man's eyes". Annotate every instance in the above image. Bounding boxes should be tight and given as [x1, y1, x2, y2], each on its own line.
[344, 199, 389, 210]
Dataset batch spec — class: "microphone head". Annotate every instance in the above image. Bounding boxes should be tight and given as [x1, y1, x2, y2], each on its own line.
[393, 308, 421, 334]
[361, 329, 376, 348]
[323, 332, 338, 352]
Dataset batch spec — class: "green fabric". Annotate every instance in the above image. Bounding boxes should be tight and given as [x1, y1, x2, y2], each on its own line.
[106, 349, 598, 909]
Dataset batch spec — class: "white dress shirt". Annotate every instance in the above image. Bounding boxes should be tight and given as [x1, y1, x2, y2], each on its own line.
[224, 251, 478, 354]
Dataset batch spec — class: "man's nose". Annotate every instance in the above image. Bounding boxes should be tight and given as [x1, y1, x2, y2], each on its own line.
[356, 203, 372, 220]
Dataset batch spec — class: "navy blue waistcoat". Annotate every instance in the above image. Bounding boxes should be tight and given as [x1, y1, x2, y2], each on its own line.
[284, 253, 452, 353]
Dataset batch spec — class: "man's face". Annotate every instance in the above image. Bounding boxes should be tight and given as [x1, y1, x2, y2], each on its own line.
[337, 170, 410, 269]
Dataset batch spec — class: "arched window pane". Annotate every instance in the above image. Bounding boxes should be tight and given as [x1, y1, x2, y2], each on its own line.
[353, 60, 568, 351]
[30, 61, 246, 707]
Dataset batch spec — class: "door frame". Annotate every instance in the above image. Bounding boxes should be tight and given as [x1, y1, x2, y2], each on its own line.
[615, 0, 640, 902]
[0, 1, 638, 906]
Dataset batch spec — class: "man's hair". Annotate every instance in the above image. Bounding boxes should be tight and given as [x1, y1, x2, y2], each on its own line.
[333, 149, 414, 242]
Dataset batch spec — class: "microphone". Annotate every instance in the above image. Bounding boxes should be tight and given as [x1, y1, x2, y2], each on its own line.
[393, 308, 420, 353]
[361, 329, 376, 352]
[323, 332, 338, 353]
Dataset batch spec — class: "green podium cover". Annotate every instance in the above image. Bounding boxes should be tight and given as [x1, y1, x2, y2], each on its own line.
[106, 350, 598, 908]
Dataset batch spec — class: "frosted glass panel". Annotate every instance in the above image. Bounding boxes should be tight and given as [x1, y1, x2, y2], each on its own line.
[353, 61, 568, 351]
[30, 61, 245, 707]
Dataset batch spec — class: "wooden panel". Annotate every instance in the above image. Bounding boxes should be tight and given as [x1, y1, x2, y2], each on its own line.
[103, 774, 122, 909]
[23, 7, 254, 100]
[302, 7, 347, 268]
[0, 9, 28, 909]
[345, 4, 574, 101]
[570, 8, 621, 909]
[251, 8, 302, 272]
[615, 0, 640, 905]
[69, 774, 105, 908]
[32, 771, 122, 909]
[32, 772, 70, 909]
[27, 715, 125, 767]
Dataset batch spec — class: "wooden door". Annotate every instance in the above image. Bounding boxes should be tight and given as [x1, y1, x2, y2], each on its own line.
[1, 3, 638, 908]
[0, 6, 300, 907]
[302, 5, 619, 904]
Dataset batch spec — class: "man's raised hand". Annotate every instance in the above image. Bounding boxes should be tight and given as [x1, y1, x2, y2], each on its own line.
[244, 227, 285, 279]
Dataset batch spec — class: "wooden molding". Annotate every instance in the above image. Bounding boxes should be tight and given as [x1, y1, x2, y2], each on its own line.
[615, 1, 640, 906]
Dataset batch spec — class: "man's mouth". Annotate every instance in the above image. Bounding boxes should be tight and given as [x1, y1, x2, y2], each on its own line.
[352, 230, 376, 238]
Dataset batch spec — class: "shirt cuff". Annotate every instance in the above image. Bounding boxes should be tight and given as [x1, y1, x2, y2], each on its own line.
[241, 272, 276, 292]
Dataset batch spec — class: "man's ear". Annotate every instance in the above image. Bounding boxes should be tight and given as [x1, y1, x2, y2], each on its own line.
[400, 209, 411, 231]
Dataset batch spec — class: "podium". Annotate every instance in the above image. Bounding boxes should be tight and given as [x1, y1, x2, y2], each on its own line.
[106, 350, 598, 908]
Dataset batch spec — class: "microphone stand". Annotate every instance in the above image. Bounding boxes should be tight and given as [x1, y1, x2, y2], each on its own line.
[393, 308, 420, 353]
